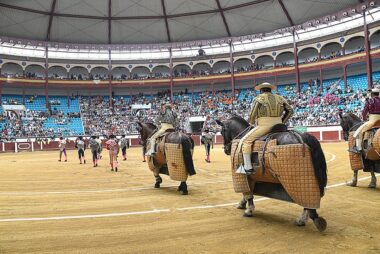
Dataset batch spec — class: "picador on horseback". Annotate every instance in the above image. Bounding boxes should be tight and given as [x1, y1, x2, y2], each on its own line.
[137, 102, 195, 195]
[237, 82, 294, 175]
[216, 82, 328, 231]
[145, 102, 178, 156]
[349, 87, 380, 154]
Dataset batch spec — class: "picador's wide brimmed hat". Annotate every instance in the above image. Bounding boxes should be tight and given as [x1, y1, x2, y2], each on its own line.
[369, 87, 380, 93]
[255, 82, 276, 91]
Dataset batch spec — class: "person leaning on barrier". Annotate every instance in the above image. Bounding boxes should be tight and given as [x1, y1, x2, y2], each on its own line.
[237, 82, 294, 175]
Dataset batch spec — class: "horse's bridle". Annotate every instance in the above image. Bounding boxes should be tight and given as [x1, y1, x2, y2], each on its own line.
[223, 124, 252, 151]
[349, 122, 362, 132]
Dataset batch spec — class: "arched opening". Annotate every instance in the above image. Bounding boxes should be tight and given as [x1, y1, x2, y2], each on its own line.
[344, 36, 365, 55]
[49, 66, 67, 79]
[152, 65, 170, 79]
[275, 52, 294, 67]
[131, 66, 151, 80]
[254, 55, 274, 70]
[192, 63, 212, 76]
[212, 61, 230, 74]
[298, 48, 319, 64]
[112, 67, 130, 80]
[1, 63, 23, 77]
[320, 42, 343, 60]
[370, 29, 380, 49]
[234, 58, 253, 73]
[173, 64, 191, 77]
[25, 65, 45, 79]
[90, 67, 109, 80]
[69, 66, 89, 80]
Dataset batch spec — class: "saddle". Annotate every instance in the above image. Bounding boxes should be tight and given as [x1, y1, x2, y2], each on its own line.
[348, 125, 380, 166]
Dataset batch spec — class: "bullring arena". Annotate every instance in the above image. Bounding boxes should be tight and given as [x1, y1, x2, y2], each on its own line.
[0, 142, 379, 253]
[2, 0, 380, 253]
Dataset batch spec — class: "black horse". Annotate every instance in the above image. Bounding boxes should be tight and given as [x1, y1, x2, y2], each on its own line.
[136, 122, 195, 195]
[339, 112, 377, 188]
[216, 116, 328, 231]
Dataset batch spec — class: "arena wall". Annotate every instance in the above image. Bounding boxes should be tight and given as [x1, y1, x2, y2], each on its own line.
[0, 126, 344, 153]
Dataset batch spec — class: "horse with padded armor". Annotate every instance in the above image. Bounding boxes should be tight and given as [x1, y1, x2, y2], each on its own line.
[217, 116, 328, 232]
[136, 122, 195, 195]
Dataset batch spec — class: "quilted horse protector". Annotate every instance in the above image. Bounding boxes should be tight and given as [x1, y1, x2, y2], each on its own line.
[348, 128, 380, 171]
[231, 139, 321, 209]
[147, 134, 194, 182]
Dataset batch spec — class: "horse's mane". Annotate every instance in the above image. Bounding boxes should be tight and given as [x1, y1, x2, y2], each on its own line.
[229, 115, 249, 127]
[344, 112, 361, 122]
[143, 122, 157, 129]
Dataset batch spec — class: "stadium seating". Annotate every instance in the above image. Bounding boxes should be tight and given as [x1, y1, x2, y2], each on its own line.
[1, 71, 380, 137]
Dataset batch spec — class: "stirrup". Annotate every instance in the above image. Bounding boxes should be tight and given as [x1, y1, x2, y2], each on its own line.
[236, 165, 247, 174]
[348, 147, 361, 154]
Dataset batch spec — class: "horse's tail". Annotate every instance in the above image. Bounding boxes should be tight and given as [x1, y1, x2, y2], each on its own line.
[301, 133, 328, 197]
[181, 134, 196, 176]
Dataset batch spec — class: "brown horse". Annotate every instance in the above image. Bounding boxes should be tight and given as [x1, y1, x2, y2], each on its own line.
[136, 122, 195, 195]
[339, 112, 378, 188]
[217, 116, 328, 232]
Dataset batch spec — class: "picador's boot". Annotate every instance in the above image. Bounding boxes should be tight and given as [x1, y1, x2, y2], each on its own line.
[145, 142, 156, 156]
[348, 146, 361, 154]
[236, 154, 256, 175]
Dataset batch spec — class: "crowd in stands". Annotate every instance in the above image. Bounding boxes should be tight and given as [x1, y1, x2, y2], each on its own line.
[1, 46, 362, 82]
[1, 69, 378, 139]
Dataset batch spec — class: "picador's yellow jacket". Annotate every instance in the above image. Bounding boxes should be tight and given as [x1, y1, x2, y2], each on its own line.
[239, 92, 294, 154]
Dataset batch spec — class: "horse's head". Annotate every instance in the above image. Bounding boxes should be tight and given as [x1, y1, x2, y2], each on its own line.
[216, 119, 232, 155]
[339, 112, 361, 141]
[136, 122, 156, 146]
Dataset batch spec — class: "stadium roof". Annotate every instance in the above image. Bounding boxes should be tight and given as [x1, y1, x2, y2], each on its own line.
[0, 0, 369, 45]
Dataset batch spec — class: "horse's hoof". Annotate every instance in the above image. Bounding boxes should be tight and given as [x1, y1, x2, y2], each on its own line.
[368, 182, 376, 188]
[346, 181, 357, 187]
[313, 217, 327, 232]
[295, 218, 306, 227]
[154, 183, 160, 188]
[181, 190, 188, 195]
[236, 203, 246, 210]
[243, 212, 253, 218]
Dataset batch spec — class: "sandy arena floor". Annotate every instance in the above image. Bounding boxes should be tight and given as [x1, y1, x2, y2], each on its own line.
[0, 143, 379, 254]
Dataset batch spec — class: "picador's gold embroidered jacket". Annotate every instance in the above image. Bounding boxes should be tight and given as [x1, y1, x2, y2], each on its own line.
[248, 93, 294, 124]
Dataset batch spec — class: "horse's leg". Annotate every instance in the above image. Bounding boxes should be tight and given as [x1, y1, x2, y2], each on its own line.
[308, 209, 327, 232]
[295, 208, 309, 227]
[236, 195, 247, 210]
[243, 192, 254, 217]
[154, 171, 162, 188]
[178, 182, 188, 195]
[368, 170, 377, 188]
[347, 170, 358, 187]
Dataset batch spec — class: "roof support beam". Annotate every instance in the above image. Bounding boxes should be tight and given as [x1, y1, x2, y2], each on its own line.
[108, 0, 112, 44]
[46, 0, 57, 41]
[0, 0, 271, 21]
[161, 0, 171, 42]
[215, 0, 231, 37]
[278, 0, 294, 27]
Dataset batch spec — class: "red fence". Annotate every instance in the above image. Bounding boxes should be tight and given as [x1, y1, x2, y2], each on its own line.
[0, 126, 343, 153]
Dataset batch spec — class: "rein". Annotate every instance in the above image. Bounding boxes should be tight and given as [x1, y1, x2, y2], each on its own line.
[349, 121, 362, 132]
[225, 124, 253, 148]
